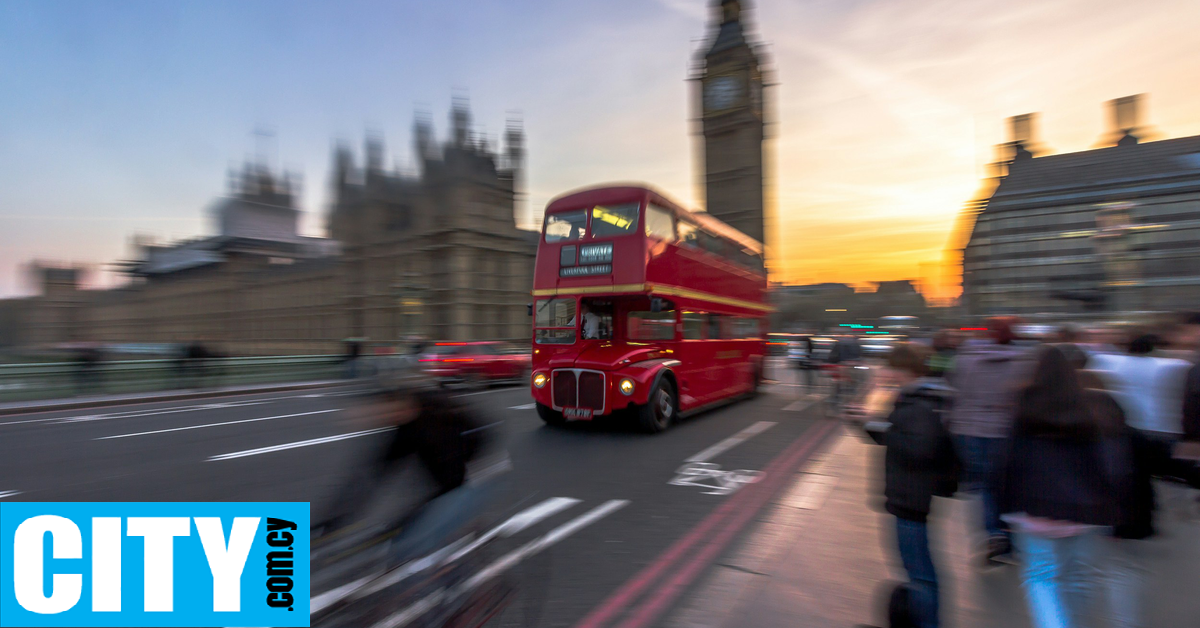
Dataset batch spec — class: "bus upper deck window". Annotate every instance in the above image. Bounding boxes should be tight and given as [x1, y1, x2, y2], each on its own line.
[677, 221, 700, 248]
[590, 203, 639, 238]
[545, 211, 587, 242]
[645, 204, 675, 240]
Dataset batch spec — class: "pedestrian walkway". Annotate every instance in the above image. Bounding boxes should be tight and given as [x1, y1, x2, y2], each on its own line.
[0, 379, 338, 416]
[670, 425, 1200, 628]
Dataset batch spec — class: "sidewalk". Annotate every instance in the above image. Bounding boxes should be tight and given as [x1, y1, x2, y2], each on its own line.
[670, 424, 1200, 628]
[0, 379, 339, 416]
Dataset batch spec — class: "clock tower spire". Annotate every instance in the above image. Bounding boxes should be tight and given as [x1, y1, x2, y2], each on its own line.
[695, 0, 768, 245]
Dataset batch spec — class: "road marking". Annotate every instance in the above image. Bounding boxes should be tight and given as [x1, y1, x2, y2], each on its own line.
[451, 388, 516, 398]
[375, 499, 630, 628]
[207, 427, 394, 461]
[669, 463, 764, 496]
[312, 496, 584, 614]
[575, 420, 839, 628]
[95, 409, 340, 440]
[686, 420, 776, 463]
[508, 402, 536, 410]
[0, 490, 21, 499]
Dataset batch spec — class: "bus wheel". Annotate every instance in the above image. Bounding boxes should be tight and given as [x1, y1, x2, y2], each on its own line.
[748, 365, 762, 398]
[536, 402, 566, 427]
[637, 378, 676, 434]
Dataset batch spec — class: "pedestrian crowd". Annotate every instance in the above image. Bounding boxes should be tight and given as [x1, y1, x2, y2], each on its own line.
[870, 315, 1200, 628]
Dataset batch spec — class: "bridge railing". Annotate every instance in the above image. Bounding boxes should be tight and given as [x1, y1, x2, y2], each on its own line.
[0, 355, 344, 403]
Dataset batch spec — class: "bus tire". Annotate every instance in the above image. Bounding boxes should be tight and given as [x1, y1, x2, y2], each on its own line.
[637, 377, 676, 434]
[748, 364, 762, 398]
[536, 403, 566, 427]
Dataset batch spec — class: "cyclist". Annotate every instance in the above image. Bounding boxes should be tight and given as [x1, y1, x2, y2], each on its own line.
[314, 355, 499, 565]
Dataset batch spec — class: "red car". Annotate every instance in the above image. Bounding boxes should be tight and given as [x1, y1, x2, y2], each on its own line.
[420, 342, 532, 388]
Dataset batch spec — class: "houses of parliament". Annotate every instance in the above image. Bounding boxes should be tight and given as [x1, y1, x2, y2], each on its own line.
[0, 1, 771, 355]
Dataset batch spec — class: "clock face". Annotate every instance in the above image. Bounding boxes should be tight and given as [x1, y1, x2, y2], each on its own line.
[704, 75, 741, 112]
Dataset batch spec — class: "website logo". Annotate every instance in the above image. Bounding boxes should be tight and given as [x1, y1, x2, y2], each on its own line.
[0, 502, 309, 627]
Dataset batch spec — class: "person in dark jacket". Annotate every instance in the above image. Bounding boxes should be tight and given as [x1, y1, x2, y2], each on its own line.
[880, 342, 959, 628]
[999, 345, 1123, 628]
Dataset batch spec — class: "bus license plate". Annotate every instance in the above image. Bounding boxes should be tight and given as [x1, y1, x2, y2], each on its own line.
[563, 407, 593, 420]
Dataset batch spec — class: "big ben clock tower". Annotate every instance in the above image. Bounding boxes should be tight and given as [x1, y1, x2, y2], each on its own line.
[696, 0, 768, 244]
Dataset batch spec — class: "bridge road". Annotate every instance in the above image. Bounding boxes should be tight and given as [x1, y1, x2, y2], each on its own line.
[0, 358, 837, 628]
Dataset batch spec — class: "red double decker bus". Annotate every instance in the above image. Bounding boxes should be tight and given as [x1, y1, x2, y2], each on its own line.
[529, 184, 769, 432]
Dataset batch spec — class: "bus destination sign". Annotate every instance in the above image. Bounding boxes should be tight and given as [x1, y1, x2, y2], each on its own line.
[560, 264, 612, 277]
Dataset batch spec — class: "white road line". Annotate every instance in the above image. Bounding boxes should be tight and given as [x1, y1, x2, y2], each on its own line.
[207, 427, 394, 461]
[0, 490, 22, 499]
[95, 409, 340, 440]
[686, 420, 777, 463]
[375, 499, 630, 628]
[451, 388, 516, 398]
[313, 496, 583, 614]
[508, 402, 536, 410]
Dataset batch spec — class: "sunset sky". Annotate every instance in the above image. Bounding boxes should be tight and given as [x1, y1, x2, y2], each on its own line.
[3, 0, 1200, 301]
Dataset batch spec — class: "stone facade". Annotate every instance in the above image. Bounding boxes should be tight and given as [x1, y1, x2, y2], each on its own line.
[962, 98, 1200, 317]
[2, 102, 536, 355]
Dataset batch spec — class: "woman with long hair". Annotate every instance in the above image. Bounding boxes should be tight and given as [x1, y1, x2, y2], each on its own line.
[999, 345, 1124, 628]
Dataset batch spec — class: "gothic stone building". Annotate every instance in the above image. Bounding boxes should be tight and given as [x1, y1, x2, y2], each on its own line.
[328, 103, 535, 344]
[4, 103, 535, 355]
[696, 0, 770, 245]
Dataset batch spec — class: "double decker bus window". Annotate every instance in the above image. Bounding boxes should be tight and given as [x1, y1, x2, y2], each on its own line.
[677, 220, 700, 248]
[535, 329, 576, 345]
[699, 231, 726, 258]
[535, 298, 576, 328]
[706, 313, 722, 340]
[545, 211, 587, 242]
[682, 311, 704, 339]
[628, 310, 676, 341]
[645, 204, 675, 240]
[590, 203, 639, 238]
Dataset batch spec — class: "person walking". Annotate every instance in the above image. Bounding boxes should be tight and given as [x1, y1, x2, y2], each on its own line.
[999, 345, 1124, 628]
[877, 342, 959, 628]
[945, 316, 1031, 564]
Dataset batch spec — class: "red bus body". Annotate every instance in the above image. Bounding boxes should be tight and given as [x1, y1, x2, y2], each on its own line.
[530, 185, 769, 429]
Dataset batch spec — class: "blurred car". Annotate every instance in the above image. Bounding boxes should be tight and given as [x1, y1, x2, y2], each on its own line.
[419, 341, 531, 388]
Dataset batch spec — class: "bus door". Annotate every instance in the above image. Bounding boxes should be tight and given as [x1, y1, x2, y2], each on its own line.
[676, 310, 716, 408]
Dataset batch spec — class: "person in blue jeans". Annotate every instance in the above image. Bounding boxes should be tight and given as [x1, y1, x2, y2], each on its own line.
[878, 343, 960, 628]
[998, 346, 1125, 628]
[946, 317, 1032, 564]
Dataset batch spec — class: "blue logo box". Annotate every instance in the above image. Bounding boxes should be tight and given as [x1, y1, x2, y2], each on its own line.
[0, 502, 309, 627]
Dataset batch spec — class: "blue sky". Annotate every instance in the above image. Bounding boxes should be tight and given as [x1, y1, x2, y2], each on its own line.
[3, 0, 1200, 299]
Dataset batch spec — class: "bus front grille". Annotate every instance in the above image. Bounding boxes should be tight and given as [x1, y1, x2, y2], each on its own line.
[578, 372, 605, 410]
[552, 371, 577, 408]
[552, 369, 606, 412]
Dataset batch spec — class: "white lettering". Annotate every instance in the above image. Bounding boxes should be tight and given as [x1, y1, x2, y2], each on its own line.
[127, 517, 190, 612]
[195, 517, 260, 612]
[13, 515, 82, 614]
[91, 518, 122, 612]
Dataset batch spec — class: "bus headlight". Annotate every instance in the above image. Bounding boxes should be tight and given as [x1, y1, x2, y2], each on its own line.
[533, 372, 548, 388]
[619, 378, 635, 396]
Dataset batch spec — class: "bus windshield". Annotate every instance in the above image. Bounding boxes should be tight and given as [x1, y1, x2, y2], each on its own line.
[589, 203, 639, 238]
[544, 211, 587, 242]
[535, 297, 577, 344]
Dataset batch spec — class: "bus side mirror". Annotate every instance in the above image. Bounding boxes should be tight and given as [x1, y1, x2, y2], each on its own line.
[527, 303, 533, 317]
[651, 298, 665, 313]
